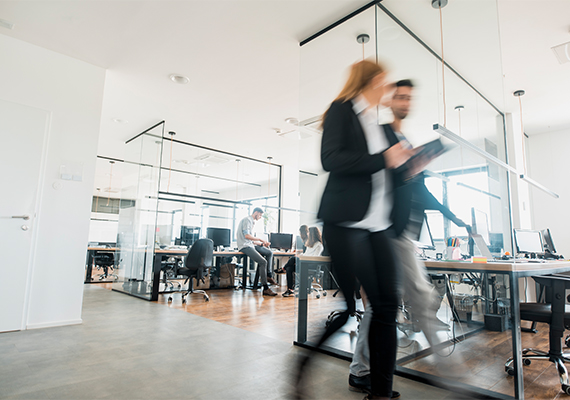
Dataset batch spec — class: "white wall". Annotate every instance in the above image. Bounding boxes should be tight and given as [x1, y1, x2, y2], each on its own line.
[527, 127, 570, 257]
[0, 35, 105, 329]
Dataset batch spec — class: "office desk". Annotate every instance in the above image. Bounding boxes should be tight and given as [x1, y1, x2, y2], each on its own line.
[150, 249, 295, 300]
[294, 257, 570, 399]
[85, 247, 118, 283]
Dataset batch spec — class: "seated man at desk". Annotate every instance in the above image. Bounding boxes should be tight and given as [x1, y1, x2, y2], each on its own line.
[237, 207, 277, 296]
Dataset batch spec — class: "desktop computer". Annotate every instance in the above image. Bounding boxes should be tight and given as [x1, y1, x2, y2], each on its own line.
[269, 233, 293, 251]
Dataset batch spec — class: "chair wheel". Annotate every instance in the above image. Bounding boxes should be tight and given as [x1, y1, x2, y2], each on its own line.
[563, 384, 570, 395]
[182, 298, 186, 304]
[505, 366, 515, 376]
[316, 294, 320, 299]
[204, 296, 209, 302]
[323, 291, 327, 296]
[168, 297, 172, 302]
[523, 359, 531, 366]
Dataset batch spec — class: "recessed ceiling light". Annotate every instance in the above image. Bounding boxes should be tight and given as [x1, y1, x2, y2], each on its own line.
[112, 118, 129, 124]
[169, 74, 189, 84]
[0, 19, 14, 30]
[285, 117, 299, 125]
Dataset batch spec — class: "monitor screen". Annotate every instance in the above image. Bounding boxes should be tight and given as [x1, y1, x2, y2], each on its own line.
[269, 233, 293, 250]
[412, 215, 435, 250]
[472, 208, 490, 246]
[180, 226, 200, 246]
[541, 228, 557, 254]
[514, 229, 543, 254]
[206, 227, 231, 247]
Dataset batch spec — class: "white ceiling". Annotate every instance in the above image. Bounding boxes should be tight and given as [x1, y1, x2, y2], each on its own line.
[1, 0, 569, 196]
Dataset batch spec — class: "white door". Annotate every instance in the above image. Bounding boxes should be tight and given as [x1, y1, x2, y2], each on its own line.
[0, 99, 48, 332]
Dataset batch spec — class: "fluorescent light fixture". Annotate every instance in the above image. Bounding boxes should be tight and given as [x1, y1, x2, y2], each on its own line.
[552, 41, 570, 64]
[0, 19, 14, 30]
[433, 124, 517, 174]
[433, 124, 560, 199]
[520, 174, 560, 199]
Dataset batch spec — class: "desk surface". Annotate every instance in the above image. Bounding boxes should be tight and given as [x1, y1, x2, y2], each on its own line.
[154, 249, 294, 256]
[298, 256, 570, 274]
[424, 259, 570, 274]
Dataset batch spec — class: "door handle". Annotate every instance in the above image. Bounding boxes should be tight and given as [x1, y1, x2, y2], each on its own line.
[12, 215, 30, 220]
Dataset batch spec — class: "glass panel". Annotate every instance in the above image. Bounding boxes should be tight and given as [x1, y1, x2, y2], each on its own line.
[113, 124, 164, 299]
[297, 2, 515, 398]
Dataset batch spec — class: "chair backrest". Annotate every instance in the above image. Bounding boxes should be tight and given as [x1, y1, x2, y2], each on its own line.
[185, 238, 214, 271]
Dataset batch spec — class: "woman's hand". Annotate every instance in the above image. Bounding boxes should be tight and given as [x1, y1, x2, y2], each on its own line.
[383, 142, 414, 169]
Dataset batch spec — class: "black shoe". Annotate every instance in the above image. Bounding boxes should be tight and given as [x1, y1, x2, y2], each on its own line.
[350, 374, 400, 398]
[349, 374, 371, 394]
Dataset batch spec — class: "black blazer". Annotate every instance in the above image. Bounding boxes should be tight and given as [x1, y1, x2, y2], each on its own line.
[317, 100, 400, 224]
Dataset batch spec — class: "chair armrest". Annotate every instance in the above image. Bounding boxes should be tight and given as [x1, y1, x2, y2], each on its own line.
[532, 274, 570, 289]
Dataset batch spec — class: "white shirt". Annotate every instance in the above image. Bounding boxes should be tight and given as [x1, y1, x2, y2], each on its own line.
[303, 242, 324, 257]
[345, 95, 393, 232]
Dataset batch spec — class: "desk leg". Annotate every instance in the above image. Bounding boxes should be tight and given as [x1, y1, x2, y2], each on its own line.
[297, 260, 309, 343]
[151, 255, 162, 301]
[509, 274, 524, 399]
[85, 250, 94, 283]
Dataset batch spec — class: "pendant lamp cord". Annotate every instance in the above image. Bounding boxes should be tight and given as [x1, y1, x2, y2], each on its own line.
[439, 4, 447, 127]
[518, 96, 527, 174]
[107, 162, 114, 206]
[167, 134, 174, 192]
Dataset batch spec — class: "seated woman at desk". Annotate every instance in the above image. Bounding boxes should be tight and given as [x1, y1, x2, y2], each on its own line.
[281, 226, 324, 297]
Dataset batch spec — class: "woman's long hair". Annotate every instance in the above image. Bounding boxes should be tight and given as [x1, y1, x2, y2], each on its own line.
[299, 225, 309, 243]
[322, 59, 386, 123]
[306, 226, 323, 248]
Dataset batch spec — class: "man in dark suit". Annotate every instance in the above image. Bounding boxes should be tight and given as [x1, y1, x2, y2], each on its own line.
[349, 80, 468, 394]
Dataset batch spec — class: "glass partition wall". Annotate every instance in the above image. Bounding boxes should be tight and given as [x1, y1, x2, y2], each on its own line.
[114, 123, 164, 299]
[112, 122, 282, 299]
[296, 2, 516, 398]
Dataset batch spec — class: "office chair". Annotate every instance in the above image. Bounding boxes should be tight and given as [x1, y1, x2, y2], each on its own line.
[307, 264, 327, 299]
[504, 274, 570, 395]
[169, 238, 213, 303]
[93, 252, 118, 281]
[160, 256, 183, 290]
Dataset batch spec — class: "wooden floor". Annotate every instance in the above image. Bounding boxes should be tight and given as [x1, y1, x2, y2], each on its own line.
[94, 278, 570, 399]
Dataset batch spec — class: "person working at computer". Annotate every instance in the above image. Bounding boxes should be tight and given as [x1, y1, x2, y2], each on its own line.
[236, 207, 277, 296]
[275, 225, 308, 275]
[281, 226, 324, 297]
[348, 79, 468, 395]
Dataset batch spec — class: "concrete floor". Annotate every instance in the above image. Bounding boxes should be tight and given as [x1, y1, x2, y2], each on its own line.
[0, 285, 470, 399]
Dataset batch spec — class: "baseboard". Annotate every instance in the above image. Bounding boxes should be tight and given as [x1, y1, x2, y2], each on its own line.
[26, 318, 83, 330]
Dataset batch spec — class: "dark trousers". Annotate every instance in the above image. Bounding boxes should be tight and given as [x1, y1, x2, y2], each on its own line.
[240, 245, 273, 286]
[320, 223, 400, 398]
[283, 256, 298, 290]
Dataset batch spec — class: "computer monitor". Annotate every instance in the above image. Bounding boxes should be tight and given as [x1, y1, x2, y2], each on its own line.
[269, 233, 293, 250]
[180, 226, 200, 247]
[156, 225, 173, 246]
[514, 229, 543, 254]
[412, 215, 435, 251]
[488, 233, 504, 254]
[541, 228, 557, 254]
[471, 208, 490, 245]
[206, 227, 231, 248]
